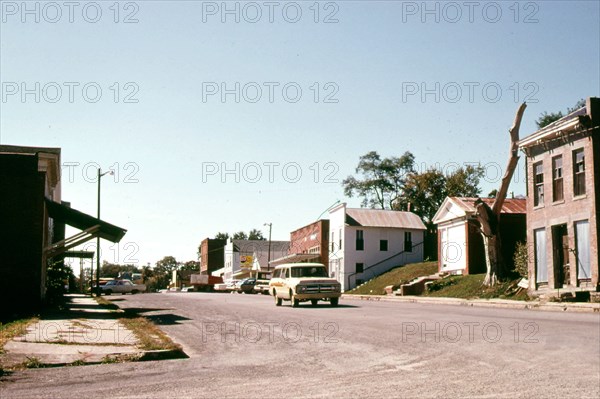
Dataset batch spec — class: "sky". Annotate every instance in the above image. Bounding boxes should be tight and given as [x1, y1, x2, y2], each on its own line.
[1, 0, 599, 268]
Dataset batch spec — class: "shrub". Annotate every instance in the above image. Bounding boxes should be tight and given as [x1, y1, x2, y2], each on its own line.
[513, 241, 529, 279]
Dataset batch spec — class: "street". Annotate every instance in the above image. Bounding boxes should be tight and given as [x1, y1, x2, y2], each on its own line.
[2, 293, 599, 398]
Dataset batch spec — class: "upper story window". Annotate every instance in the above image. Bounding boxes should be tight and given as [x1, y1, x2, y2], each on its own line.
[552, 156, 563, 202]
[356, 230, 364, 251]
[339, 229, 342, 251]
[534, 162, 544, 206]
[331, 232, 335, 252]
[573, 149, 586, 196]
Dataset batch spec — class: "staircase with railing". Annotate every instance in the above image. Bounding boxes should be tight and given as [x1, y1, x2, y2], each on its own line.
[346, 241, 424, 290]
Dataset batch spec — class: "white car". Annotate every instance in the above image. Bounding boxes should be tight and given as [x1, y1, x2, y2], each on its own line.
[269, 263, 341, 307]
[101, 279, 146, 295]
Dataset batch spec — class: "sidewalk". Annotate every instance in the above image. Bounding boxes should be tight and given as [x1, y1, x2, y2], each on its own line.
[342, 294, 600, 313]
[2, 295, 151, 368]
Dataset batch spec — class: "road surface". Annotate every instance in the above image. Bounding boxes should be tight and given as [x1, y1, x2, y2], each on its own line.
[2, 292, 599, 398]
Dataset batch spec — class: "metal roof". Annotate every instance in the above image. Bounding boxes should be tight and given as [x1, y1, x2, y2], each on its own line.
[449, 197, 527, 214]
[345, 208, 426, 230]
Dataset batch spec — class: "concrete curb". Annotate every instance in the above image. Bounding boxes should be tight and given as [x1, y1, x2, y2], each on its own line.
[342, 294, 600, 313]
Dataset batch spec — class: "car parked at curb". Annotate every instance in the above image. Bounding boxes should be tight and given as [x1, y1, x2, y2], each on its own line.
[100, 279, 146, 295]
[269, 263, 341, 307]
[236, 278, 257, 294]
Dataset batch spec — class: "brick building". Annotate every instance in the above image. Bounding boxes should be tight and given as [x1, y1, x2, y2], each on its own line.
[518, 97, 599, 292]
[271, 219, 330, 267]
[198, 238, 227, 275]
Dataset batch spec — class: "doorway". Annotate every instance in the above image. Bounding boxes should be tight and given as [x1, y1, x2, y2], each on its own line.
[551, 224, 569, 288]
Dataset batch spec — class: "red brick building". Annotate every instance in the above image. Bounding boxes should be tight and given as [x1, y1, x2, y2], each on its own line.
[271, 219, 329, 267]
[518, 97, 599, 292]
[198, 238, 227, 275]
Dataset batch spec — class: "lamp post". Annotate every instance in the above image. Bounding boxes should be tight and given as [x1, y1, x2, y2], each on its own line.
[95, 168, 113, 296]
[264, 222, 272, 274]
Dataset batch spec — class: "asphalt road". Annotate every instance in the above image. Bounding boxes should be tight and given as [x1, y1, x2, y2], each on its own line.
[2, 293, 599, 398]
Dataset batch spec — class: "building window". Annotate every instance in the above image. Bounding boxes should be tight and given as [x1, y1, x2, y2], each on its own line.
[339, 229, 342, 250]
[331, 232, 335, 252]
[404, 231, 412, 252]
[404, 232, 412, 252]
[356, 263, 364, 273]
[573, 149, 586, 196]
[380, 239, 388, 251]
[552, 156, 563, 202]
[356, 230, 364, 251]
[534, 162, 544, 206]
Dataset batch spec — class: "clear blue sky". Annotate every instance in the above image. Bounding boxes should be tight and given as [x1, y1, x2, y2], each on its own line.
[1, 1, 599, 267]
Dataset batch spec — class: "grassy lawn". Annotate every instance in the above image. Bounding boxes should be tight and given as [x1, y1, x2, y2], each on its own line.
[423, 274, 529, 300]
[346, 261, 438, 295]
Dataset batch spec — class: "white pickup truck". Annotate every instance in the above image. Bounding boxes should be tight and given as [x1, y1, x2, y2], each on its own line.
[101, 279, 146, 295]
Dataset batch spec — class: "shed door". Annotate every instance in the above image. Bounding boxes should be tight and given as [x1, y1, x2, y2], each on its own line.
[535, 228, 547, 283]
[441, 224, 466, 272]
[575, 220, 591, 280]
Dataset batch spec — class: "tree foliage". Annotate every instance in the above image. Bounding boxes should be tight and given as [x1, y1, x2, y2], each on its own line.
[180, 260, 200, 271]
[342, 151, 415, 209]
[343, 152, 485, 229]
[248, 229, 265, 240]
[214, 232, 230, 240]
[535, 98, 586, 129]
[232, 231, 248, 240]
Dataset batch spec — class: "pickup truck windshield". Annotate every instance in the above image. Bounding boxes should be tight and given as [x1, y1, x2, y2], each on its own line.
[290, 267, 328, 278]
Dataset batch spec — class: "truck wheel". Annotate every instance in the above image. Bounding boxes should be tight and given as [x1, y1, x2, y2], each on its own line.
[274, 291, 282, 306]
[291, 291, 299, 308]
[131, 290, 138, 295]
[311, 299, 318, 306]
[104, 290, 112, 296]
[330, 298, 339, 307]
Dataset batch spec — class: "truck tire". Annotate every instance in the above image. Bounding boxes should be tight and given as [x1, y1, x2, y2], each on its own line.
[330, 298, 339, 307]
[274, 290, 282, 306]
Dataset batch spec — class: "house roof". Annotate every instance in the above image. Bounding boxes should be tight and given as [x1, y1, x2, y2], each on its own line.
[345, 208, 426, 230]
[433, 196, 526, 225]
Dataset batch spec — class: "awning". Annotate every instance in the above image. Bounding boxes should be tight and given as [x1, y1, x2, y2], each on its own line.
[44, 198, 127, 258]
[64, 251, 95, 259]
[270, 253, 320, 267]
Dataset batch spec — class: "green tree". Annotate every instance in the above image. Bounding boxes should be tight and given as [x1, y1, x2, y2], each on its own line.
[214, 232, 230, 240]
[248, 229, 265, 240]
[535, 98, 586, 129]
[232, 231, 248, 240]
[180, 260, 200, 271]
[342, 151, 415, 209]
[155, 256, 178, 275]
[395, 165, 484, 227]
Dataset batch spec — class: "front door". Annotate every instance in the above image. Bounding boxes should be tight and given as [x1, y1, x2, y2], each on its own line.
[552, 224, 569, 288]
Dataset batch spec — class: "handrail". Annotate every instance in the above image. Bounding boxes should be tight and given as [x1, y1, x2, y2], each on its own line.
[347, 241, 425, 288]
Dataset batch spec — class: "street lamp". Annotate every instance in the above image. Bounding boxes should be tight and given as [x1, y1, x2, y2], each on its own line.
[316, 199, 341, 220]
[263, 222, 272, 274]
[95, 168, 113, 296]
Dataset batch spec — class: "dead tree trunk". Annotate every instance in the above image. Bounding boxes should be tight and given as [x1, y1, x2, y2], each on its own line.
[477, 103, 527, 286]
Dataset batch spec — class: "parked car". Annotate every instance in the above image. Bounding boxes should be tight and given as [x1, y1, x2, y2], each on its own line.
[252, 279, 271, 295]
[100, 279, 146, 295]
[236, 278, 257, 294]
[269, 263, 341, 307]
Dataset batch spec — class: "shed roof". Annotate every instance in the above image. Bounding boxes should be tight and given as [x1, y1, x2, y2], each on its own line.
[345, 208, 426, 230]
[450, 197, 527, 214]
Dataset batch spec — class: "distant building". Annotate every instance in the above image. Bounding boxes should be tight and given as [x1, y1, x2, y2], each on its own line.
[198, 238, 227, 276]
[0, 145, 126, 318]
[223, 239, 289, 281]
[518, 97, 599, 292]
[328, 203, 426, 291]
[432, 197, 526, 275]
[271, 219, 330, 267]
